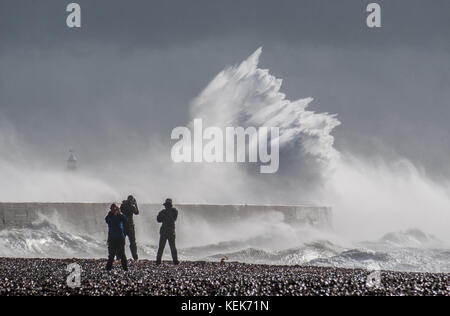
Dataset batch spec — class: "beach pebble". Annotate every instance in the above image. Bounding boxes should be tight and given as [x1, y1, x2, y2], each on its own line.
[0, 258, 448, 296]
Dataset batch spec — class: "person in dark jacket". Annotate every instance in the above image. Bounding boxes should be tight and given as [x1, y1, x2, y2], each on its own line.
[156, 198, 179, 265]
[120, 195, 139, 260]
[105, 203, 128, 271]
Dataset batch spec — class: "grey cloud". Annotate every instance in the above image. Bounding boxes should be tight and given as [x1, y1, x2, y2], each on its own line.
[1, 0, 450, 52]
[0, 0, 449, 179]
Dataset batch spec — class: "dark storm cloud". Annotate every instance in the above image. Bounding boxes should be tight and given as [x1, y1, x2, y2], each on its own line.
[0, 0, 449, 178]
[1, 0, 450, 52]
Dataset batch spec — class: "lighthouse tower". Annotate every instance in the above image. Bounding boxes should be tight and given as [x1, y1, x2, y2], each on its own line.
[67, 150, 78, 171]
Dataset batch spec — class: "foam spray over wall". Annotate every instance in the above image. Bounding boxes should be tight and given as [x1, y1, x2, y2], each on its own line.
[0, 49, 449, 265]
[188, 48, 450, 243]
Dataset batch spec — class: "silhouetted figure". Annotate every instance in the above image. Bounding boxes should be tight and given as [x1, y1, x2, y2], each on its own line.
[120, 195, 140, 260]
[105, 204, 128, 271]
[156, 198, 179, 265]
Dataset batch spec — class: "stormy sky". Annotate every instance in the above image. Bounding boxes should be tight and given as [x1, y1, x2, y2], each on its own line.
[0, 0, 449, 179]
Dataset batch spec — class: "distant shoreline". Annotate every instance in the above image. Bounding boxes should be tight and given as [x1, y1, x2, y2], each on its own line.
[0, 258, 448, 296]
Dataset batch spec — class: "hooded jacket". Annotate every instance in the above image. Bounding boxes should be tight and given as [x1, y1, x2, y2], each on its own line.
[105, 212, 128, 239]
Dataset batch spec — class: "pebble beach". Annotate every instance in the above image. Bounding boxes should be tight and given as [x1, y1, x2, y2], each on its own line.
[0, 258, 448, 296]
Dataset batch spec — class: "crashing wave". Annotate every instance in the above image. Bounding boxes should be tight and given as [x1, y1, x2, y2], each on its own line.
[191, 48, 341, 166]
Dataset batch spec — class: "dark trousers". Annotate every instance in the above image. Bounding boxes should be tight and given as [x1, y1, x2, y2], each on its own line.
[156, 233, 178, 264]
[125, 224, 138, 260]
[107, 237, 127, 270]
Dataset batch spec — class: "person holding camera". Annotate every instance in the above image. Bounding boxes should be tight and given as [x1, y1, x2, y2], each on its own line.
[156, 198, 179, 265]
[120, 195, 140, 260]
[105, 203, 128, 271]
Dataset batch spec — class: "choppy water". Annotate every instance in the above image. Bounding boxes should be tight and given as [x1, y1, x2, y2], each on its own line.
[1, 217, 448, 273]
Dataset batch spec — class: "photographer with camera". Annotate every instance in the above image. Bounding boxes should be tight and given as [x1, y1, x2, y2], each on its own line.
[105, 204, 128, 271]
[156, 198, 179, 265]
[120, 195, 140, 261]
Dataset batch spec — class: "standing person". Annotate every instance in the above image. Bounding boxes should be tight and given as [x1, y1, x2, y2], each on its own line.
[105, 204, 128, 271]
[156, 198, 179, 265]
[120, 195, 139, 260]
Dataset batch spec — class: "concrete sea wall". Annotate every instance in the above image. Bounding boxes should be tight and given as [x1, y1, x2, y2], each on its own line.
[0, 203, 331, 235]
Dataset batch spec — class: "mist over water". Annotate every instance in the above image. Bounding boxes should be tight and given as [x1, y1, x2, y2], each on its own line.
[0, 48, 449, 272]
[323, 155, 450, 243]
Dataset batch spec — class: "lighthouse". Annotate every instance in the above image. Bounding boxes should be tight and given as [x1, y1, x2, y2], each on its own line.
[67, 150, 78, 171]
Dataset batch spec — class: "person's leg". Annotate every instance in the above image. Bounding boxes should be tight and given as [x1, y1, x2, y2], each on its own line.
[128, 225, 138, 260]
[168, 234, 179, 264]
[156, 234, 167, 264]
[106, 239, 116, 270]
[118, 237, 128, 271]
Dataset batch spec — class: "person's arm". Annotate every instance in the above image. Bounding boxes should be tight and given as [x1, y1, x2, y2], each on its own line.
[172, 208, 178, 222]
[105, 212, 112, 224]
[121, 214, 128, 224]
[133, 202, 139, 215]
[157, 210, 164, 223]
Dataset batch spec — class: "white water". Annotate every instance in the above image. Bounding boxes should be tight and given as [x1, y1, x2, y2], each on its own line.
[1, 213, 448, 272]
[188, 47, 450, 245]
[0, 48, 449, 272]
